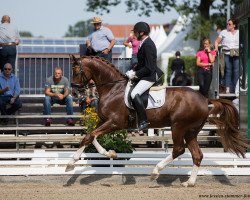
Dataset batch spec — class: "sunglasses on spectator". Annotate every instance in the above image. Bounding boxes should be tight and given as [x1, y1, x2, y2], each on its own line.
[4, 68, 11, 71]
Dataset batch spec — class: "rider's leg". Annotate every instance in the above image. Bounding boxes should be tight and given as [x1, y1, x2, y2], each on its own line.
[131, 80, 154, 131]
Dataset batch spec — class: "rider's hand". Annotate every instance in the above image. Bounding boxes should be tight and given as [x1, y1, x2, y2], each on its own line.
[126, 70, 136, 80]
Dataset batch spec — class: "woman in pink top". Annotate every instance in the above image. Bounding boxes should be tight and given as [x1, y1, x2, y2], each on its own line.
[196, 38, 216, 97]
[123, 31, 140, 69]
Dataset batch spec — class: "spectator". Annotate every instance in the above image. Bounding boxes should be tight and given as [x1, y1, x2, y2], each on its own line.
[170, 51, 185, 86]
[196, 38, 216, 97]
[0, 63, 22, 125]
[214, 18, 239, 94]
[123, 31, 140, 69]
[126, 22, 164, 131]
[0, 15, 20, 73]
[79, 79, 98, 112]
[86, 16, 116, 62]
[44, 67, 74, 126]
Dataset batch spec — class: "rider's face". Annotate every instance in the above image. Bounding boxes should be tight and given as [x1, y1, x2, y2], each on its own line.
[134, 32, 144, 40]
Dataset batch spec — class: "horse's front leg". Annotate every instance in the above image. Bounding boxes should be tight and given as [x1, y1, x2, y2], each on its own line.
[65, 134, 93, 172]
[65, 120, 117, 172]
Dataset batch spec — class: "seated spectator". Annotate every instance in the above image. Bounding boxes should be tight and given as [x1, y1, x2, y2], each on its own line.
[79, 79, 98, 112]
[44, 67, 74, 126]
[0, 63, 22, 125]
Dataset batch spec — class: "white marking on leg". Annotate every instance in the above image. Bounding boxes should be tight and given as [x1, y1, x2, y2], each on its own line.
[92, 137, 109, 157]
[66, 146, 85, 172]
[152, 154, 174, 174]
[188, 165, 199, 185]
[182, 165, 199, 187]
[73, 146, 86, 160]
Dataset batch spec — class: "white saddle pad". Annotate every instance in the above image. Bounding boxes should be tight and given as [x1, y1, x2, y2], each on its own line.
[124, 81, 166, 109]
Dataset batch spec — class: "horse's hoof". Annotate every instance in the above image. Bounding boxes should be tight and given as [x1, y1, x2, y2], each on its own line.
[181, 181, 195, 187]
[150, 173, 159, 181]
[108, 150, 117, 159]
[65, 164, 75, 172]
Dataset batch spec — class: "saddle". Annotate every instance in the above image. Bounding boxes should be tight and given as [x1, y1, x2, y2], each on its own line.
[125, 81, 166, 110]
[125, 81, 166, 131]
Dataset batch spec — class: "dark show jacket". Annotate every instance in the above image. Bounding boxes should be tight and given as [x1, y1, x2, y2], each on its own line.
[135, 37, 163, 82]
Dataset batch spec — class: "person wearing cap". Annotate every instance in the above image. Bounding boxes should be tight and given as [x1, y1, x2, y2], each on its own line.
[86, 16, 116, 62]
[125, 22, 164, 131]
[0, 15, 20, 73]
[170, 51, 185, 86]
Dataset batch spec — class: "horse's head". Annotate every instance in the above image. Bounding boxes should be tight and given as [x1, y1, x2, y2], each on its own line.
[70, 54, 90, 87]
[70, 54, 91, 98]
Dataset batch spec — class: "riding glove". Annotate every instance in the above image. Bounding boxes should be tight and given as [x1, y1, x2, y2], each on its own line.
[126, 70, 136, 80]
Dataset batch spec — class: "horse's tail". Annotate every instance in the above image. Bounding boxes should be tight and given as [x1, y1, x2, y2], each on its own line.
[208, 98, 249, 158]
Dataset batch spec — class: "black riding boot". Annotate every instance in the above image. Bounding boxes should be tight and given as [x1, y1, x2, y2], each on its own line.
[132, 94, 149, 131]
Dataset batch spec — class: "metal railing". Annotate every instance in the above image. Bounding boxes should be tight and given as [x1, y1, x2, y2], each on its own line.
[17, 56, 131, 95]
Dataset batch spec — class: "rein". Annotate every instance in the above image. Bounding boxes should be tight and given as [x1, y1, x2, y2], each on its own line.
[94, 79, 127, 88]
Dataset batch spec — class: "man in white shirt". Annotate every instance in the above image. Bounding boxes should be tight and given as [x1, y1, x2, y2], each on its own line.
[0, 15, 20, 73]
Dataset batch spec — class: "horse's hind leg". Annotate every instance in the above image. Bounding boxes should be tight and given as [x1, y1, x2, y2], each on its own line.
[151, 126, 185, 180]
[181, 136, 203, 187]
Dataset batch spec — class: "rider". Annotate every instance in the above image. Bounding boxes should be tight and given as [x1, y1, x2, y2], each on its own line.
[126, 22, 164, 131]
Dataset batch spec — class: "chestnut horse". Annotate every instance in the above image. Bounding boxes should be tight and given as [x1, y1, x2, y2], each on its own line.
[67, 55, 248, 187]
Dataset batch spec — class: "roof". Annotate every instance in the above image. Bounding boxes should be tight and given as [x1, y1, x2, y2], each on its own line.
[105, 24, 162, 38]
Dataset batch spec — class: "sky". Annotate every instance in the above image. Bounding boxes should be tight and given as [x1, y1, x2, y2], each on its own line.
[0, 0, 179, 38]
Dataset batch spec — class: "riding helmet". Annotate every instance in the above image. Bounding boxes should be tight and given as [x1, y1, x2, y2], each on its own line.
[133, 22, 150, 34]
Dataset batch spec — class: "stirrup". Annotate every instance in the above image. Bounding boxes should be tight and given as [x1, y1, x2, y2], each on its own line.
[138, 121, 150, 131]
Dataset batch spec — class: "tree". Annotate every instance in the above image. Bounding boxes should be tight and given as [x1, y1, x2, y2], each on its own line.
[85, 0, 243, 44]
[65, 20, 93, 37]
[19, 31, 33, 37]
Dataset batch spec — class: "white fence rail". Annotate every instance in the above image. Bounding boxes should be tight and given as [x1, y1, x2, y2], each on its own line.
[0, 151, 249, 176]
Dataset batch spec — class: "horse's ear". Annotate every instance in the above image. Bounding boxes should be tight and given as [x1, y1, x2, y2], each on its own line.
[69, 54, 76, 63]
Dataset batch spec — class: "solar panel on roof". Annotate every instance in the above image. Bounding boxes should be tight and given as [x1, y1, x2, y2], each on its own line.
[66, 47, 78, 53]
[19, 38, 125, 54]
[44, 47, 55, 53]
[33, 47, 43, 53]
[33, 40, 43, 44]
[20, 46, 32, 53]
[54, 40, 65, 45]
[65, 40, 76, 45]
[44, 40, 54, 45]
[55, 47, 66, 53]
[21, 39, 32, 44]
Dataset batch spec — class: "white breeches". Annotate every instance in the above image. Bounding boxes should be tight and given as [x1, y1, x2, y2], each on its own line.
[131, 80, 154, 99]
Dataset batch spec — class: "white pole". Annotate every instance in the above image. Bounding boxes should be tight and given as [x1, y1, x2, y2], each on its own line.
[227, 0, 230, 20]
